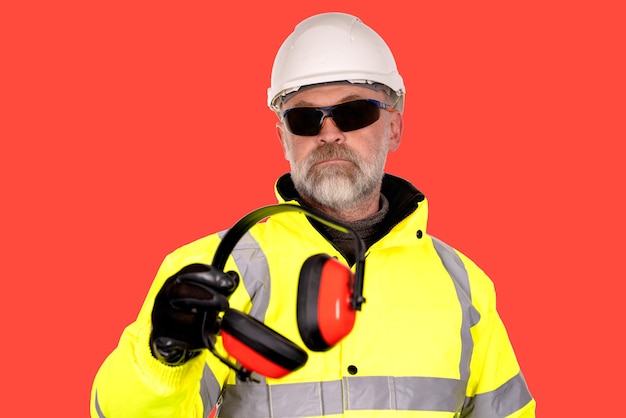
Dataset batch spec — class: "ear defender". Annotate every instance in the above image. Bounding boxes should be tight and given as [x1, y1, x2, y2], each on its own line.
[220, 309, 308, 379]
[297, 254, 357, 351]
[208, 204, 366, 380]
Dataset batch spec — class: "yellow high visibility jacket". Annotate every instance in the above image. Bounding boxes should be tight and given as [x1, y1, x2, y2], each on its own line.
[91, 174, 535, 417]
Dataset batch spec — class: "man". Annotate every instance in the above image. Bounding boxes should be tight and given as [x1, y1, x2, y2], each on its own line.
[91, 12, 535, 417]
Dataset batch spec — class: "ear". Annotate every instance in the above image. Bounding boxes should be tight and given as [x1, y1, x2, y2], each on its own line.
[276, 121, 289, 160]
[387, 111, 403, 152]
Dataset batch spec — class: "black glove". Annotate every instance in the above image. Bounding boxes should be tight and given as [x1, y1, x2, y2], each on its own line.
[150, 263, 239, 366]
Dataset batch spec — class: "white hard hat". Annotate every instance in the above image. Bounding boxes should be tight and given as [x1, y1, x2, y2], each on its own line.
[268, 12, 405, 113]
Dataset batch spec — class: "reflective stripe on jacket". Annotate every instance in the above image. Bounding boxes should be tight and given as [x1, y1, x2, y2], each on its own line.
[91, 174, 535, 417]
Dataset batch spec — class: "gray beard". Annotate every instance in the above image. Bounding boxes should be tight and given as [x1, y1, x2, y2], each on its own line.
[289, 143, 387, 211]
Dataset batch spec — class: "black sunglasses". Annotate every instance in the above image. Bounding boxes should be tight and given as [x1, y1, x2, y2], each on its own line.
[281, 99, 394, 136]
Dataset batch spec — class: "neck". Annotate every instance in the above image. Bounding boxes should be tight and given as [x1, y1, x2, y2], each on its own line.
[301, 190, 382, 222]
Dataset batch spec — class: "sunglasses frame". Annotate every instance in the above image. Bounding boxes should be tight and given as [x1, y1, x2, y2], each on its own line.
[281, 99, 394, 136]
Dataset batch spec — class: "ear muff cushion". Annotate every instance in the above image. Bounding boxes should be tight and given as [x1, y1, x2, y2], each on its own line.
[220, 308, 308, 378]
[297, 254, 356, 351]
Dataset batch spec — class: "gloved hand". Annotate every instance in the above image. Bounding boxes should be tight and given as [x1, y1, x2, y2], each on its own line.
[150, 263, 239, 366]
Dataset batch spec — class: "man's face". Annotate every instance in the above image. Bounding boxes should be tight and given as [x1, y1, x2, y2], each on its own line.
[276, 84, 403, 211]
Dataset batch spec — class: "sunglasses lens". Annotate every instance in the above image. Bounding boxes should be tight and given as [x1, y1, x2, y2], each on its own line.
[332, 100, 381, 132]
[283, 100, 384, 136]
[284, 108, 324, 136]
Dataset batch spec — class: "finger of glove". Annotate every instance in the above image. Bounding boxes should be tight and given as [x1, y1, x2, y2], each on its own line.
[175, 269, 238, 296]
[166, 279, 229, 311]
[152, 308, 219, 349]
[170, 295, 228, 312]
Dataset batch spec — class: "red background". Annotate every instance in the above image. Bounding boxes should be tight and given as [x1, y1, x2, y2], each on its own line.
[1, 1, 624, 416]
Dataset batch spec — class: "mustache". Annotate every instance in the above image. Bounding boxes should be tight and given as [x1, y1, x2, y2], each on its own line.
[305, 144, 359, 167]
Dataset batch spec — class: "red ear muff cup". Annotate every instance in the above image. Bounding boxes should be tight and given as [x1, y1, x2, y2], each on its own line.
[297, 254, 356, 351]
[220, 308, 308, 379]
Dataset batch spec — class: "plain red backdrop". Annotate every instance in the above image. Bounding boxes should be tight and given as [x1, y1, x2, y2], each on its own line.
[1, 1, 624, 416]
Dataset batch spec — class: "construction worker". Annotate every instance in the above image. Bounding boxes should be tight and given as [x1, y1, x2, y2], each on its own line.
[91, 12, 535, 417]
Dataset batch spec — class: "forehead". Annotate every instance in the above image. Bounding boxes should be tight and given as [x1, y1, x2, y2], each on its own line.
[282, 84, 388, 109]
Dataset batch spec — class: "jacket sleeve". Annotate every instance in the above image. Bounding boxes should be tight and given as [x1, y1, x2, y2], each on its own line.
[90, 322, 210, 417]
[460, 252, 536, 418]
[91, 236, 232, 417]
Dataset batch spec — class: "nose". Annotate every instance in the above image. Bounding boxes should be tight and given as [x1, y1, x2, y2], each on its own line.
[318, 116, 346, 143]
